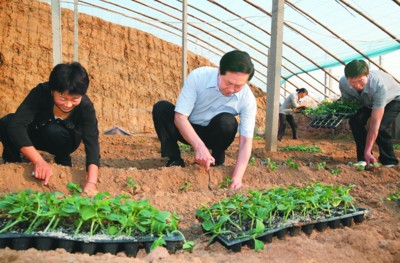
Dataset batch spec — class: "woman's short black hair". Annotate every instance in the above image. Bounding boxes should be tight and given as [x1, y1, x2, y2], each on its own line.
[296, 88, 308, 95]
[344, 60, 369, 78]
[48, 62, 89, 95]
[219, 50, 255, 81]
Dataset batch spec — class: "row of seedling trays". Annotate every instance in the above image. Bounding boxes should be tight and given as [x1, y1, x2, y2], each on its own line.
[196, 182, 368, 252]
[0, 182, 368, 255]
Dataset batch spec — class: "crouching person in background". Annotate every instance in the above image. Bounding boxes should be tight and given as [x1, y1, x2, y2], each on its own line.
[0, 62, 100, 194]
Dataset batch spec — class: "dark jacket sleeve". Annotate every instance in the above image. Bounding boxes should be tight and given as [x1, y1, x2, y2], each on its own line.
[79, 96, 100, 169]
[7, 84, 49, 149]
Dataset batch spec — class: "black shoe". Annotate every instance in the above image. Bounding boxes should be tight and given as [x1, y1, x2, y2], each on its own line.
[166, 159, 185, 167]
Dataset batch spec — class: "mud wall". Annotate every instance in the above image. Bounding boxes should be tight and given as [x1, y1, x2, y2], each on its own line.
[0, 0, 266, 134]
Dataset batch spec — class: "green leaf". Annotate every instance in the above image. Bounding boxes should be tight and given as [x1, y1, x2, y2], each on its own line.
[80, 206, 97, 220]
[254, 239, 264, 252]
[202, 220, 214, 231]
[182, 241, 195, 252]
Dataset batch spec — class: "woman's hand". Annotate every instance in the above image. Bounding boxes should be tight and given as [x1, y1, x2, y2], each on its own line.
[83, 181, 98, 196]
[33, 159, 53, 185]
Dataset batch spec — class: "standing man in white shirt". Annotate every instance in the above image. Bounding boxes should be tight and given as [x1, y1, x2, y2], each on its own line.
[339, 59, 400, 167]
[152, 50, 257, 190]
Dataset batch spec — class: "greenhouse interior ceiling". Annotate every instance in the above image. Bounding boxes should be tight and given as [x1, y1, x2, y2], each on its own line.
[50, 0, 400, 99]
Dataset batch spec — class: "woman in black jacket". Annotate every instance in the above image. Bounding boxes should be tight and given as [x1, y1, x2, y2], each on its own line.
[0, 62, 100, 193]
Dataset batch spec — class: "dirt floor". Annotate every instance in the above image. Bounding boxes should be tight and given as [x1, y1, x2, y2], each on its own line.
[0, 129, 399, 263]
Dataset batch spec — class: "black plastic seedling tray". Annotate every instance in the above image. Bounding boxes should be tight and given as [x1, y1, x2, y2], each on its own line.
[307, 113, 352, 129]
[213, 208, 368, 252]
[0, 231, 184, 257]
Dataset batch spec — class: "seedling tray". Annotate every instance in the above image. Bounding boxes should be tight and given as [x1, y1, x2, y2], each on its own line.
[0, 231, 184, 257]
[307, 113, 351, 129]
[214, 208, 368, 252]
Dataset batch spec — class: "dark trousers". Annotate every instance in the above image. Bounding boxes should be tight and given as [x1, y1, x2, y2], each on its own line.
[0, 114, 81, 166]
[349, 100, 400, 165]
[278, 113, 297, 140]
[152, 100, 238, 165]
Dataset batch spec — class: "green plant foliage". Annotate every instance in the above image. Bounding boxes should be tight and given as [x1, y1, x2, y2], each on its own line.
[285, 158, 299, 169]
[179, 179, 192, 192]
[218, 177, 233, 189]
[196, 183, 356, 252]
[303, 99, 362, 117]
[266, 158, 277, 172]
[0, 185, 186, 251]
[330, 167, 341, 176]
[385, 191, 400, 201]
[253, 135, 263, 141]
[280, 144, 321, 153]
[126, 177, 139, 195]
[179, 143, 193, 152]
[316, 162, 326, 170]
[394, 144, 400, 150]
[248, 156, 256, 166]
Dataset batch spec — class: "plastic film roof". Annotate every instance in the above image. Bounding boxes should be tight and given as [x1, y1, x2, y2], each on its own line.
[62, 0, 400, 97]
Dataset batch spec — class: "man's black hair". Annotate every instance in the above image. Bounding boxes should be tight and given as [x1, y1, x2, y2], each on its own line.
[219, 50, 255, 81]
[344, 59, 369, 78]
[48, 62, 89, 95]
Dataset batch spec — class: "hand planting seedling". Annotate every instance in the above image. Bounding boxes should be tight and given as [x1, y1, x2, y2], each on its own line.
[365, 163, 380, 172]
[218, 177, 233, 189]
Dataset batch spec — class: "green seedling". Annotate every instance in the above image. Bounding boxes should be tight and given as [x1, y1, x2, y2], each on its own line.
[126, 177, 139, 195]
[248, 156, 256, 166]
[266, 158, 277, 171]
[393, 144, 400, 150]
[330, 167, 341, 176]
[182, 240, 195, 252]
[280, 144, 321, 153]
[253, 135, 263, 140]
[317, 161, 326, 170]
[365, 163, 380, 171]
[218, 177, 233, 189]
[196, 182, 357, 252]
[355, 164, 365, 171]
[67, 182, 82, 195]
[179, 179, 192, 192]
[303, 99, 361, 117]
[0, 186, 187, 251]
[179, 143, 193, 152]
[285, 158, 299, 169]
[385, 191, 400, 201]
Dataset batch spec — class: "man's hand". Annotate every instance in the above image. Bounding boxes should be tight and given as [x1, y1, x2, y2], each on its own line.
[364, 152, 377, 166]
[194, 145, 215, 171]
[33, 159, 53, 185]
